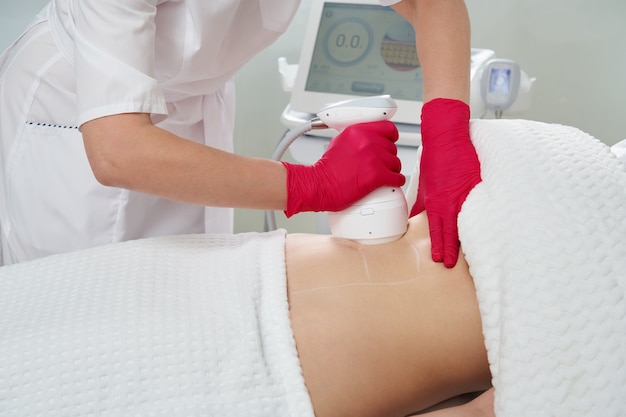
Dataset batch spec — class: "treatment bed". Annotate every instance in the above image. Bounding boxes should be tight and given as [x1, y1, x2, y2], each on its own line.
[1, 119, 625, 416]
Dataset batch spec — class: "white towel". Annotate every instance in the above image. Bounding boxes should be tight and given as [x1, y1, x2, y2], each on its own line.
[0, 229, 315, 417]
[458, 120, 626, 416]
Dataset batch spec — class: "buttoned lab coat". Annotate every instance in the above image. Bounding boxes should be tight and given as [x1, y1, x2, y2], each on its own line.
[0, 0, 301, 264]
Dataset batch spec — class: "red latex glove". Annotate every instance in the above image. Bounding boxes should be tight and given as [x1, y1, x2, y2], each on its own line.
[283, 120, 405, 217]
[411, 98, 481, 268]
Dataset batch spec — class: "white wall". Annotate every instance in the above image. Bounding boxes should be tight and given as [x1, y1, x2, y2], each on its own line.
[3, 0, 625, 233]
[0, 1, 48, 49]
[466, 0, 626, 145]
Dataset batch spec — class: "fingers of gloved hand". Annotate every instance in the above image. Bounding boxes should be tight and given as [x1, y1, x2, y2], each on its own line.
[418, 173, 479, 266]
[317, 153, 405, 210]
[282, 120, 405, 216]
[377, 167, 406, 188]
[332, 140, 404, 182]
[341, 122, 405, 188]
[417, 98, 481, 268]
[327, 121, 400, 157]
[320, 119, 405, 194]
[373, 148, 403, 175]
[341, 120, 399, 143]
[425, 205, 461, 268]
[442, 220, 461, 268]
[425, 210, 444, 264]
[334, 137, 401, 174]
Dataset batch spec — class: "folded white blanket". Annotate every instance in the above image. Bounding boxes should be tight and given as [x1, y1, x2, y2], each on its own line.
[0, 230, 315, 417]
[457, 120, 626, 416]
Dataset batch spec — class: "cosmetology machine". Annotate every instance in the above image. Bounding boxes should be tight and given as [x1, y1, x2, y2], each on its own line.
[267, 0, 535, 242]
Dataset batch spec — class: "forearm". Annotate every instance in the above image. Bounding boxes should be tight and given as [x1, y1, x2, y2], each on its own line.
[82, 113, 405, 215]
[393, 0, 471, 103]
[82, 113, 287, 210]
[125, 135, 288, 210]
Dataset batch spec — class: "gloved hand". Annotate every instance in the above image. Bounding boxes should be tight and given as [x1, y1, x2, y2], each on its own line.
[410, 98, 481, 268]
[283, 120, 405, 217]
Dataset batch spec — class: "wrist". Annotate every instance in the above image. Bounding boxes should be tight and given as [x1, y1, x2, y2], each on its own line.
[421, 98, 470, 146]
[282, 162, 317, 217]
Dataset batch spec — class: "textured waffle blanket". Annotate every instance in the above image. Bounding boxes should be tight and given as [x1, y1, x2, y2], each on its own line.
[0, 230, 315, 417]
[457, 120, 626, 416]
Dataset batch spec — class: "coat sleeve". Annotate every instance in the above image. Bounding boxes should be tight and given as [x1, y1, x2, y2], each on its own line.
[66, 0, 168, 125]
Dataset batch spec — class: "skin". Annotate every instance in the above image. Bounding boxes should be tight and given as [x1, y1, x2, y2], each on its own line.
[286, 213, 492, 417]
[78, 0, 471, 212]
[392, 0, 471, 104]
[81, 113, 287, 210]
[417, 389, 495, 417]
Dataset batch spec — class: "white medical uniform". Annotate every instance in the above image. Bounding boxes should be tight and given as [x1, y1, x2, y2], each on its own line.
[0, 0, 302, 264]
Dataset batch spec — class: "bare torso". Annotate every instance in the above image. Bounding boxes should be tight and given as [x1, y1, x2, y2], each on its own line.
[286, 213, 491, 417]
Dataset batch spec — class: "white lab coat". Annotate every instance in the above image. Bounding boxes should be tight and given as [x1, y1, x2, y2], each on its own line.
[0, 0, 301, 264]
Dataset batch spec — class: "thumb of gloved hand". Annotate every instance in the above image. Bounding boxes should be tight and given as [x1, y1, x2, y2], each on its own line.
[284, 120, 405, 216]
[410, 98, 481, 268]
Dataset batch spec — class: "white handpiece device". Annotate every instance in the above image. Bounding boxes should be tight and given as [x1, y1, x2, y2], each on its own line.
[318, 96, 409, 245]
[327, 186, 408, 245]
[266, 95, 409, 245]
[315, 95, 398, 130]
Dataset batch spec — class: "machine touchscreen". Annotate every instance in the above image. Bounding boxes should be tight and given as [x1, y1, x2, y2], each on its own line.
[289, 0, 424, 126]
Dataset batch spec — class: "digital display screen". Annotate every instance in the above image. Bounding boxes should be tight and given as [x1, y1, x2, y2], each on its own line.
[305, 3, 423, 102]
[489, 68, 511, 94]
